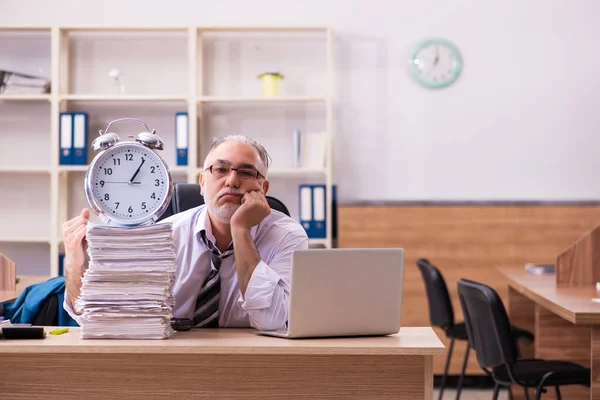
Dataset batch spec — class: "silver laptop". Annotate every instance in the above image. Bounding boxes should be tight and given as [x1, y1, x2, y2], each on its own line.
[258, 248, 404, 339]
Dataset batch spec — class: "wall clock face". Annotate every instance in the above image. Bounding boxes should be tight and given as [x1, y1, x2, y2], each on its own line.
[410, 39, 462, 88]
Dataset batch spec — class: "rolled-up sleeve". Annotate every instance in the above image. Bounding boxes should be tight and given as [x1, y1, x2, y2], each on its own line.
[237, 233, 308, 331]
[62, 293, 82, 326]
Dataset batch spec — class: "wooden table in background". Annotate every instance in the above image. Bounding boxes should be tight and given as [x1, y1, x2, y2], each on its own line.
[0, 327, 444, 399]
[498, 266, 600, 400]
[0, 275, 51, 302]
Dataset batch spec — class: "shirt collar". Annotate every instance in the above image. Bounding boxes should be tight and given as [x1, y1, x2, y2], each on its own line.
[194, 206, 261, 245]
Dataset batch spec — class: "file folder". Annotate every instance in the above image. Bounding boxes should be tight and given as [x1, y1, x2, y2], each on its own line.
[299, 184, 333, 239]
[59, 113, 73, 165]
[175, 112, 188, 166]
[72, 112, 88, 165]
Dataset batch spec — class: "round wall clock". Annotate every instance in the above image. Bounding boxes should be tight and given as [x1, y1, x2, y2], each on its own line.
[410, 38, 462, 89]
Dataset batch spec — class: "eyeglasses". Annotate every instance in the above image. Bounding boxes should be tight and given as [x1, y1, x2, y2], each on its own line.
[205, 164, 266, 180]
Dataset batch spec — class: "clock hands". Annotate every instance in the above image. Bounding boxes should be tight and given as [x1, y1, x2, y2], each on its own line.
[128, 157, 145, 185]
[433, 45, 440, 66]
[102, 181, 141, 184]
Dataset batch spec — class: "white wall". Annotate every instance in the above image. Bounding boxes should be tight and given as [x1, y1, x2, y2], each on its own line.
[3, 0, 600, 202]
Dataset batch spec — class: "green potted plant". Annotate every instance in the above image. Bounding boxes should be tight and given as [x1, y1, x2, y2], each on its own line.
[258, 72, 284, 97]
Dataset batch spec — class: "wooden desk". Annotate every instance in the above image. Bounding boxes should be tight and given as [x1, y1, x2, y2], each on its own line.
[0, 275, 51, 302]
[0, 327, 444, 399]
[498, 266, 600, 400]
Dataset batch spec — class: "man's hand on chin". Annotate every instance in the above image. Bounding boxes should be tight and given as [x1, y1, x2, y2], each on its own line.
[229, 190, 270, 296]
[230, 190, 271, 231]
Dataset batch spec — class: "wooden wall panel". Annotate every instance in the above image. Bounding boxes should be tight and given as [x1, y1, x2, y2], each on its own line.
[338, 204, 600, 375]
[0, 252, 16, 291]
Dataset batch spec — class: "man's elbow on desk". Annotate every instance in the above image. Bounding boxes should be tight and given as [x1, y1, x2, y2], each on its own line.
[239, 291, 288, 332]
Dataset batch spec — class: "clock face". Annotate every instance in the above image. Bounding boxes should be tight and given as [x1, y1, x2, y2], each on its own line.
[85, 142, 172, 226]
[410, 39, 462, 88]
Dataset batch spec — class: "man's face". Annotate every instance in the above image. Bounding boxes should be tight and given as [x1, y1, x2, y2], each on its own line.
[200, 141, 269, 223]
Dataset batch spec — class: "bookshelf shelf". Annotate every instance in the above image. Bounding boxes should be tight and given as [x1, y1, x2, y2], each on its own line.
[1, 25, 335, 277]
[58, 166, 87, 173]
[0, 237, 51, 244]
[199, 26, 329, 33]
[198, 96, 327, 103]
[308, 238, 328, 247]
[60, 94, 187, 102]
[0, 94, 51, 101]
[0, 166, 51, 173]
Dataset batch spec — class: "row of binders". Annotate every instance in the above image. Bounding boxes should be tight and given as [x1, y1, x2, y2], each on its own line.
[58, 112, 190, 166]
[299, 184, 336, 239]
[60, 112, 88, 165]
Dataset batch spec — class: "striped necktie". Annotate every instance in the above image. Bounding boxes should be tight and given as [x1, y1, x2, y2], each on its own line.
[193, 230, 234, 328]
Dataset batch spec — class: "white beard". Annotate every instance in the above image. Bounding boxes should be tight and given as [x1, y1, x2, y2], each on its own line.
[208, 202, 240, 223]
[204, 189, 244, 223]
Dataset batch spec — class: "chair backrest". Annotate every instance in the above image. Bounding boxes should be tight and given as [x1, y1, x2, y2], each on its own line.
[158, 183, 291, 221]
[33, 294, 59, 326]
[456, 278, 518, 369]
[416, 258, 454, 328]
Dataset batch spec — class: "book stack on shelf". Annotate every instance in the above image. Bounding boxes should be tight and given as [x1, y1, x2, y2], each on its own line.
[0, 25, 335, 278]
[0, 69, 50, 95]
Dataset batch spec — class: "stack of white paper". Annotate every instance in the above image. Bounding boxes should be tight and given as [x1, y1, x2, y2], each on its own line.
[76, 222, 176, 340]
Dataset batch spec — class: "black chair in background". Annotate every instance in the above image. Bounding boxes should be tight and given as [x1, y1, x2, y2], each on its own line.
[158, 183, 291, 220]
[416, 258, 534, 400]
[457, 278, 590, 400]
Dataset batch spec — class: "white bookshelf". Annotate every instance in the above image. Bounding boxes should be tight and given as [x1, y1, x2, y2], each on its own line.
[0, 26, 335, 276]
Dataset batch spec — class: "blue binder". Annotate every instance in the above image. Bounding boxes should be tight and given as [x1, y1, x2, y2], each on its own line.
[59, 112, 73, 165]
[299, 184, 336, 238]
[175, 112, 188, 166]
[72, 112, 88, 165]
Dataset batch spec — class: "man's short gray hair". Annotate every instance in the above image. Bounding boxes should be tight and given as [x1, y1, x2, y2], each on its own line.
[208, 135, 271, 173]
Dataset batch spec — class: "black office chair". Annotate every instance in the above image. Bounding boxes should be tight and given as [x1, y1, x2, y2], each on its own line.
[457, 278, 590, 400]
[158, 183, 291, 220]
[416, 258, 534, 400]
[33, 294, 59, 326]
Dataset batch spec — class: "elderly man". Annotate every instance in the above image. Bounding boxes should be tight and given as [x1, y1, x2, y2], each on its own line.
[63, 135, 308, 331]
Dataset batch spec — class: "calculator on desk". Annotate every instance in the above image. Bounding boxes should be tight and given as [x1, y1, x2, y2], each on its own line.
[1, 324, 46, 339]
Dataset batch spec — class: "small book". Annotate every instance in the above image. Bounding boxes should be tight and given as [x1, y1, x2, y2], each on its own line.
[525, 263, 555, 275]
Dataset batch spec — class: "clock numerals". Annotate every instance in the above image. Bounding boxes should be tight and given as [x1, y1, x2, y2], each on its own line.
[93, 146, 168, 220]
